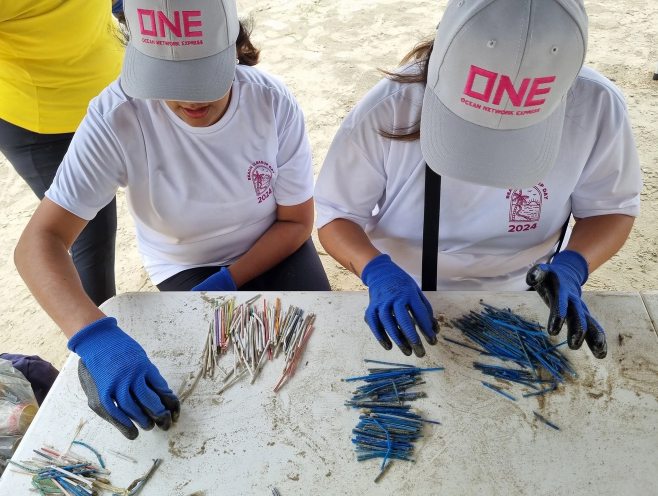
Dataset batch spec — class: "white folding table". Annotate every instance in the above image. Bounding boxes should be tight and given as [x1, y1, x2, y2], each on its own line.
[1, 291, 657, 495]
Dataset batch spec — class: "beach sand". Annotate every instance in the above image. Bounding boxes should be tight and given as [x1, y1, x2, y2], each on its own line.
[1, 0, 656, 368]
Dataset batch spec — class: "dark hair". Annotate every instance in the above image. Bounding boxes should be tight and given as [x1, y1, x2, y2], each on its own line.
[378, 39, 434, 142]
[234, 18, 260, 66]
[115, 18, 260, 67]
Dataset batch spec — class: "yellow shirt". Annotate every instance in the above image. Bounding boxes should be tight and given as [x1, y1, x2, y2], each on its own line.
[0, 0, 124, 134]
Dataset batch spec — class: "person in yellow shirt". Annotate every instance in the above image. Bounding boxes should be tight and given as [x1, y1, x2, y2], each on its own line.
[0, 0, 124, 305]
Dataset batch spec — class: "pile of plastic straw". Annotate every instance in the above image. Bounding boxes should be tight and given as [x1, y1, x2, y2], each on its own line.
[181, 295, 316, 400]
[344, 360, 443, 482]
[8, 441, 160, 495]
[448, 303, 577, 398]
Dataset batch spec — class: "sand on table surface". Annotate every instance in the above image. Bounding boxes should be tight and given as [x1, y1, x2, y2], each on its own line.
[1, 0, 657, 369]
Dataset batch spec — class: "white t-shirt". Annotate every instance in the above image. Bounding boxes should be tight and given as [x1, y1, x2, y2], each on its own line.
[47, 66, 314, 284]
[315, 66, 642, 291]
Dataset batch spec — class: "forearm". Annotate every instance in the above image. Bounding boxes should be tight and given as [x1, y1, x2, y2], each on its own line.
[318, 218, 381, 278]
[565, 214, 635, 272]
[228, 220, 311, 287]
[15, 230, 105, 339]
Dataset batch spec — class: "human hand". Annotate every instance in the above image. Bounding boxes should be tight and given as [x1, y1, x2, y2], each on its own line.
[526, 250, 607, 358]
[111, 0, 123, 14]
[361, 254, 439, 357]
[68, 317, 180, 439]
[191, 267, 237, 292]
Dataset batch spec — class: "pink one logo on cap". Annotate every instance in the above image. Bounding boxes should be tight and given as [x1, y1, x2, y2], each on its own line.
[138, 9, 204, 38]
[462, 65, 556, 115]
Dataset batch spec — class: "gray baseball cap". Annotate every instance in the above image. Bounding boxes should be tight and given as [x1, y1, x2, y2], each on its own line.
[121, 0, 240, 102]
[421, 0, 588, 189]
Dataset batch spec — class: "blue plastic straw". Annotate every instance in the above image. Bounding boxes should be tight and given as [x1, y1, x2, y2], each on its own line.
[346, 370, 420, 382]
[72, 440, 105, 469]
[534, 411, 560, 430]
[371, 418, 392, 471]
[523, 379, 557, 397]
[364, 359, 415, 368]
[348, 358, 443, 481]
[482, 382, 516, 401]
[450, 304, 575, 395]
[535, 340, 568, 355]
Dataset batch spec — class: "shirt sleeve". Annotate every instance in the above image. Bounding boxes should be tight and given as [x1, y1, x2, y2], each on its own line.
[571, 90, 642, 218]
[273, 106, 314, 207]
[314, 129, 387, 230]
[45, 107, 127, 221]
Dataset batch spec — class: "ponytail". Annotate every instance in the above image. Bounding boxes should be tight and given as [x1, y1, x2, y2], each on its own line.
[236, 18, 260, 66]
[377, 39, 434, 142]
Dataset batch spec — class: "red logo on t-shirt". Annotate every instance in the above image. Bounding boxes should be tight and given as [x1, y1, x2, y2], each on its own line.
[247, 161, 274, 204]
[505, 184, 549, 233]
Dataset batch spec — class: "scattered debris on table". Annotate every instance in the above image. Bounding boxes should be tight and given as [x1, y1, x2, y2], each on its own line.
[6, 419, 162, 495]
[449, 303, 576, 392]
[446, 303, 573, 429]
[178, 295, 316, 401]
[344, 359, 443, 482]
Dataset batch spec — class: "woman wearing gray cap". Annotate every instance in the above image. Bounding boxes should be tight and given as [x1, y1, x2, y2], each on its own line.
[315, 0, 641, 359]
[14, 0, 329, 440]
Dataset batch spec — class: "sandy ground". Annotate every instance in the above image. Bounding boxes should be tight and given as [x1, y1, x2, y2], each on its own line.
[1, 0, 657, 369]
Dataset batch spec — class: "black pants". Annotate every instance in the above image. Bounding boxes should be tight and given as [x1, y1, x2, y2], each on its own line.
[158, 238, 331, 291]
[0, 118, 117, 306]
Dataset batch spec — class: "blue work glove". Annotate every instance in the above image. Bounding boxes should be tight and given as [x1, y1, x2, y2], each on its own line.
[526, 250, 607, 359]
[111, 0, 124, 14]
[68, 317, 180, 440]
[191, 267, 237, 292]
[361, 254, 439, 357]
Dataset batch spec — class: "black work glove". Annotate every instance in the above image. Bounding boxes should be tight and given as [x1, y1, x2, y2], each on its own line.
[526, 250, 607, 359]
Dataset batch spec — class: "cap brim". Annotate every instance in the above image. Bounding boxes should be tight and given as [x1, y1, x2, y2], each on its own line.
[420, 88, 565, 189]
[121, 42, 236, 102]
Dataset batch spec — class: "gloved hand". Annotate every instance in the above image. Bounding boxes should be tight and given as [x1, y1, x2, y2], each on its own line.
[526, 250, 607, 359]
[361, 254, 439, 357]
[68, 317, 180, 440]
[111, 0, 124, 15]
[191, 267, 237, 292]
